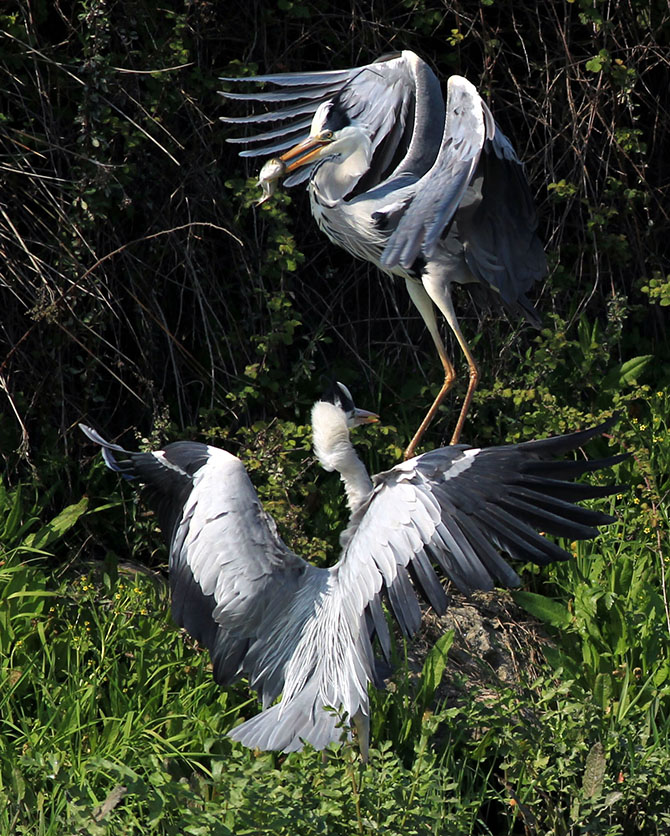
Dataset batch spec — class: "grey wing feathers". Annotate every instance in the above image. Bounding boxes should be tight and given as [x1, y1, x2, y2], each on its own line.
[220, 67, 360, 159]
[459, 129, 546, 314]
[335, 418, 624, 662]
[79, 423, 207, 540]
[220, 52, 443, 186]
[381, 76, 490, 270]
[79, 424, 315, 704]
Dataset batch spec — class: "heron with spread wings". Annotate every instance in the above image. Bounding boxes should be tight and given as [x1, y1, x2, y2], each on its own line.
[221, 51, 546, 458]
[81, 385, 623, 758]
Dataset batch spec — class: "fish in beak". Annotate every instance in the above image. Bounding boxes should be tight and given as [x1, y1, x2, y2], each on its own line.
[257, 157, 287, 204]
[255, 133, 333, 205]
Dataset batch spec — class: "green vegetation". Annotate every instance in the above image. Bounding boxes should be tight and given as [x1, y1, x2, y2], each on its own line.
[1, 406, 668, 834]
[1, 0, 669, 833]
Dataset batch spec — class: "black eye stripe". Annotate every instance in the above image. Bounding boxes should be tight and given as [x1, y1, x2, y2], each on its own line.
[324, 101, 350, 132]
[320, 381, 355, 413]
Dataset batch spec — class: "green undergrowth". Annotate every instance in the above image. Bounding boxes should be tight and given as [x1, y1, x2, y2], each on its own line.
[2, 0, 670, 831]
[1, 391, 669, 834]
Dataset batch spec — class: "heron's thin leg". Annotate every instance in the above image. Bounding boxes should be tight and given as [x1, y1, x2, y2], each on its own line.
[403, 279, 457, 459]
[421, 274, 479, 445]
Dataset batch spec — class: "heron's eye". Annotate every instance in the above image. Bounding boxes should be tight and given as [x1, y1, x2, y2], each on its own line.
[320, 130, 334, 140]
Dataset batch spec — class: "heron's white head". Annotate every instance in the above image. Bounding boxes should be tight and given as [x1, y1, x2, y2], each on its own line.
[278, 101, 373, 186]
[311, 382, 378, 473]
[323, 381, 378, 428]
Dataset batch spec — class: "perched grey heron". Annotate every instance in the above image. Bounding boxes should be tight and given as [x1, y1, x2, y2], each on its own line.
[81, 386, 623, 757]
[221, 51, 546, 457]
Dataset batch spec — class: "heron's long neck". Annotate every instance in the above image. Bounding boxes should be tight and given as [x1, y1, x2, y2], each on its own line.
[311, 402, 373, 513]
[312, 130, 371, 203]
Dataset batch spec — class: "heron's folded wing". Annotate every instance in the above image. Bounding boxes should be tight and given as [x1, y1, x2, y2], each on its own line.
[457, 128, 546, 313]
[381, 75, 491, 270]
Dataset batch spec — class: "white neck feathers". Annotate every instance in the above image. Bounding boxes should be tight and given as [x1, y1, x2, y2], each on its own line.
[312, 127, 372, 202]
[311, 401, 373, 513]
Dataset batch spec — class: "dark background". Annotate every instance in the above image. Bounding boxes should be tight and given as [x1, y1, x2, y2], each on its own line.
[1, 0, 668, 490]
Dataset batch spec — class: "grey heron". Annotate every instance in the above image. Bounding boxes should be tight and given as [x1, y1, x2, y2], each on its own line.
[80, 386, 623, 757]
[221, 51, 546, 457]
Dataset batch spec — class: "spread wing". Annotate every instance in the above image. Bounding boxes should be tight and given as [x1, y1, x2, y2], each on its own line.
[79, 424, 320, 709]
[334, 419, 625, 661]
[229, 419, 624, 755]
[220, 50, 445, 189]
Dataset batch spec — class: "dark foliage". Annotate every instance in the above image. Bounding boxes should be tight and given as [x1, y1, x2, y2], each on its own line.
[1, 0, 668, 475]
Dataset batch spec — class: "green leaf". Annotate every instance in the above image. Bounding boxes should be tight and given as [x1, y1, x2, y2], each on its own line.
[2, 484, 24, 542]
[582, 741, 606, 799]
[586, 50, 609, 73]
[602, 355, 652, 389]
[512, 590, 573, 629]
[593, 673, 612, 711]
[21, 497, 89, 552]
[417, 630, 454, 709]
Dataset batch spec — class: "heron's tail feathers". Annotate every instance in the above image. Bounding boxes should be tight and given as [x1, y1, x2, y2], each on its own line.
[229, 589, 378, 756]
[228, 682, 355, 754]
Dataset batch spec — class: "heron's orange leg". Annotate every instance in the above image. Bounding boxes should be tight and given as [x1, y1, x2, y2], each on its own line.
[404, 345, 456, 459]
[403, 279, 458, 459]
[419, 271, 480, 447]
[448, 336, 479, 445]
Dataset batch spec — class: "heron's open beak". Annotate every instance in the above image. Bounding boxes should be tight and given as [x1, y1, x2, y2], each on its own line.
[352, 408, 379, 426]
[279, 136, 330, 172]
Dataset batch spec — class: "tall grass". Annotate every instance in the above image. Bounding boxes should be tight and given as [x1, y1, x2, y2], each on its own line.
[1, 392, 669, 834]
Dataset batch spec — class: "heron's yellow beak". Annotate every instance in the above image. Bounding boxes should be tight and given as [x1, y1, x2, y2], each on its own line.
[352, 408, 379, 426]
[279, 135, 331, 172]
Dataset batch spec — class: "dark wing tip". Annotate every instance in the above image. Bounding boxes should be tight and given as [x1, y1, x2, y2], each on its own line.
[517, 415, 624, 459]
[79, 423, 136, 478]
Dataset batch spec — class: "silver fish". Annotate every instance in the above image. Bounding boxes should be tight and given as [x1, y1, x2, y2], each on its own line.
[256, 157, 286, 205]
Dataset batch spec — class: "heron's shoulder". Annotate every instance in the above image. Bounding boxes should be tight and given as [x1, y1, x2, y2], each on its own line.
[372, 445, 482, 487]
[159, 441, 241, 480]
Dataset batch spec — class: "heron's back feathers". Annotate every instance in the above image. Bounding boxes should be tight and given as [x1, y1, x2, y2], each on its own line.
[222, 52, 547, 306]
